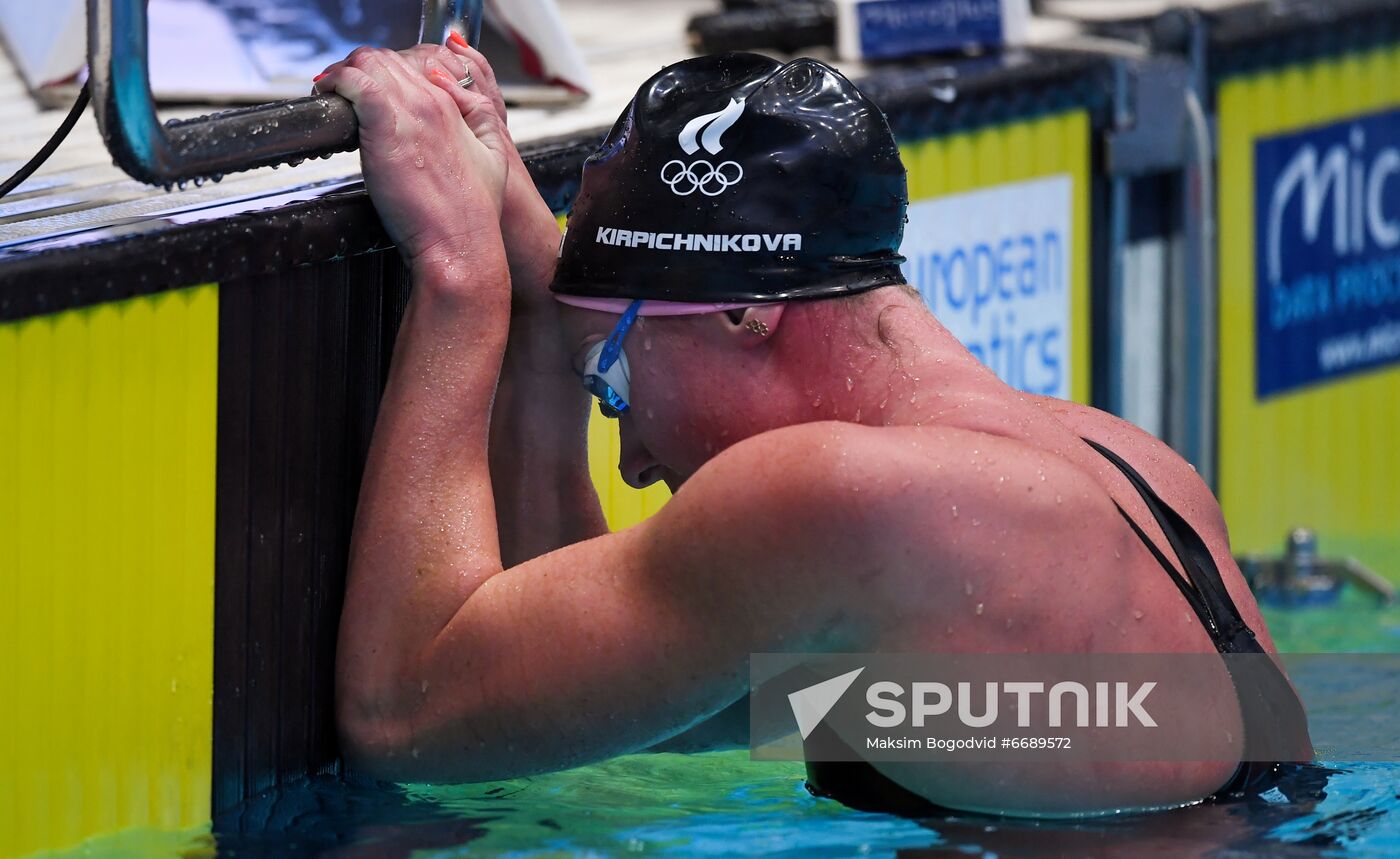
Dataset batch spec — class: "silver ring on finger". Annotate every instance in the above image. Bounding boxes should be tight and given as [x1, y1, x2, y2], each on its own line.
[457, 66, 475, 88]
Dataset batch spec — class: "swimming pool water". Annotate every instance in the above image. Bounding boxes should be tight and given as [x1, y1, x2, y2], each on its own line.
[45, 594, 1400, 858]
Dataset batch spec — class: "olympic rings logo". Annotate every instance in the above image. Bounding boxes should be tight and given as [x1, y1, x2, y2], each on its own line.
[660, 159, 744, 197]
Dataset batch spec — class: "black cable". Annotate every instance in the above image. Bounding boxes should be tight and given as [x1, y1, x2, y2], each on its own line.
[0, 81, 92, 201]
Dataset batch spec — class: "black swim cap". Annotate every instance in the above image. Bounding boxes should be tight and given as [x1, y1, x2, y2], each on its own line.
[550, 52, 909, 303]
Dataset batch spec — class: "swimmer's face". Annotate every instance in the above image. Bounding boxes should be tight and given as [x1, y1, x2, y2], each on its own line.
[559, 304, 788, 490]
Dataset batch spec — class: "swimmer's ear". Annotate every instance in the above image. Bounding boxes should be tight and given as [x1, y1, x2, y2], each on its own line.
[721, 305, 785, 347]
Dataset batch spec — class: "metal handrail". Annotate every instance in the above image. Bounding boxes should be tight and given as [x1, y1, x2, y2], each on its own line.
[87, 0, 482, 188]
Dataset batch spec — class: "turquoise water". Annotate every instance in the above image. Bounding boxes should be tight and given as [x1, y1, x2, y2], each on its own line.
[54, 595, 1400, 858]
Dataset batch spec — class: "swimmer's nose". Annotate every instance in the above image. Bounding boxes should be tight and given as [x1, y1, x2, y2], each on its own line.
[619, 419, 662, 489]
[625, 464, 666, 490]
[620, 450, 663, 488]
[620, 453, 664, 489]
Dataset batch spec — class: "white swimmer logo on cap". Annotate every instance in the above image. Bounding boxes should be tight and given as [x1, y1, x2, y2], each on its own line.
[662, 98, 746, 197]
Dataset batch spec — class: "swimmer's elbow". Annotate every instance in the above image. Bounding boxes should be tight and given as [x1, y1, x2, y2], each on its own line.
[336, 664, 497, 783]
[335, 652, 461, 781]
[336, 684, 420, 781]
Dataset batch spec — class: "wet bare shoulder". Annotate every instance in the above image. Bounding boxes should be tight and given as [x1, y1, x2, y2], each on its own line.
[679, 423, 1116, 627]
[1029, 396, 1227, 539]
[1026, 396, 1274, 649]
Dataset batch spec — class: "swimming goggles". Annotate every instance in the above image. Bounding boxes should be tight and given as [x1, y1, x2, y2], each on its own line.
[580, 299, 642, 418]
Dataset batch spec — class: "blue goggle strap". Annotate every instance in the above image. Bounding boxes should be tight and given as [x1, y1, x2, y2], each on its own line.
[598, 299, 643, 373]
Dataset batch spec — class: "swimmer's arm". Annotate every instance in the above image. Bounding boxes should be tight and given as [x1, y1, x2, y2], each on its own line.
[641, 692, 807, 753]
[337, 428, 883, 782]
[645, 696, 749, 752]
[487, 251, 609, 567]
[338, 242, 515, 743]
[472, 46, 608, 566]
[325, 41, 598, 758]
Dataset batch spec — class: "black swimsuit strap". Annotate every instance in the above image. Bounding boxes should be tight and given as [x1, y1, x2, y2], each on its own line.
[1082, 438, 1256, 652]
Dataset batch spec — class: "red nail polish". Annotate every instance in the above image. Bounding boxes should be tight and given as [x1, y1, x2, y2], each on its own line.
[313, 72, 327, 82]
[448, 32, 469, 49]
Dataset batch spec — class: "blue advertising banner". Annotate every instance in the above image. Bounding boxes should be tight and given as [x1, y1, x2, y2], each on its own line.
[1254, 106, 1400, 398]
[851, 0, 1005, 61]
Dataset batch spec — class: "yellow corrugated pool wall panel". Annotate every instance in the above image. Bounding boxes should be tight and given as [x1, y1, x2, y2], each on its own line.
[576, 109, 1093, 529]
[1218, 46, 1400, 580]
[586, 401, 673, 531]
[0, 285, 218, 858]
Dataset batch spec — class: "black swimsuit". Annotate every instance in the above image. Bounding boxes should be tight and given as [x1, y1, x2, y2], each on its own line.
[804, 438, 1315, 817]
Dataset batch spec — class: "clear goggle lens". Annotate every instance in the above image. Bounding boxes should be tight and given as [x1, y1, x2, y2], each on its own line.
[581, 339, 630, 418]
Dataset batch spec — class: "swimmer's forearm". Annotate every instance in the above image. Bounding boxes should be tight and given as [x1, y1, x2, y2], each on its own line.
[500, 152, 562, 303]
[490, 305, 608, 566]
[488, 169, 607, 563]
[340, 251, 513, 721]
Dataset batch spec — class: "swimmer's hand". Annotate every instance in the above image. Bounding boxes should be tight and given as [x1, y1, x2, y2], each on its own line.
[437, 40, 568, 311]
[314, 45, 510, 276]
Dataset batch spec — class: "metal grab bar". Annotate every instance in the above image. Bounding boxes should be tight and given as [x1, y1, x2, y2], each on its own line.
[87, 0, 483, 188]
